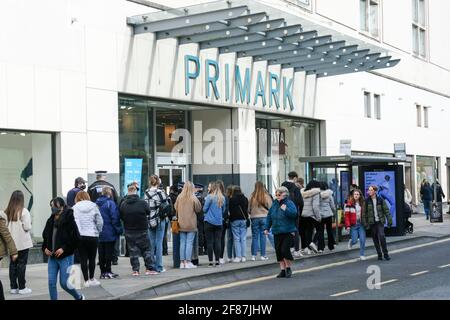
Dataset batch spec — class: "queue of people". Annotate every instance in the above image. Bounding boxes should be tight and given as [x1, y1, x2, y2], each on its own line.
[0, 170, 400, 300]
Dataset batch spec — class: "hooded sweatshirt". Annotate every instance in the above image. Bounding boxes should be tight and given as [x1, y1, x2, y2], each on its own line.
[319, 190, 336, 219]
[119, 194, 150, 232]
[73, 200, 103, 237]
[301, 188, 321, 221]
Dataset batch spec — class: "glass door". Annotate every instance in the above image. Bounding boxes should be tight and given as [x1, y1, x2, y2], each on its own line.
[157, 165, 186, 193]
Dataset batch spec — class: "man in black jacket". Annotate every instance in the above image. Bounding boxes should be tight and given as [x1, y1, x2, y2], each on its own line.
[119, 185, 158, 275]
[88, 171, 119, 204]
[282, 171, 304, 257]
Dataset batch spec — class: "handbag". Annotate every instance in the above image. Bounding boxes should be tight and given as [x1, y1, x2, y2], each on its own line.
[238, 205, 251, 228]
[171, 208, 180, 234]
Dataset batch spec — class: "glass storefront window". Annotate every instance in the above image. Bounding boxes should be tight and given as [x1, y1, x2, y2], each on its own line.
[0, 130, 53, 241]
[156, 109, 186, 153]
[416, 155, 436, 198]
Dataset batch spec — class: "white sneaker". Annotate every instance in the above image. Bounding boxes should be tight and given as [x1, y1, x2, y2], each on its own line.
[360, 256, 367, 261]
[290, 247, 295, 253]
[18, 288, 32, 295]
[309, 243, 318, 253]
[89, 278, 101, 287]
[260, 256, 269, 261]
[318, 250, 323, 254]
[233, 258, 241, 263]
[348, 239, 353, 250]
[180, 263, 185, 269]
[10, 289, 19, 294]
[185, 262, 197, 269]
[251, 256, 256, 261]
[84, 281, 90, 288]
[227, 258, 233, 263]
[241, 257, 246, 262]
[219, 258, 225, 264]
[160, 268, 167, 273]
[294, 251, 303, 258]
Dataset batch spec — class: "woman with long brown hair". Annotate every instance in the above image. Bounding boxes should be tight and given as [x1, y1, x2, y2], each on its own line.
[249, 182, 272, 261]
[4, 190, 33, 295]
[344, 189, 367, 260]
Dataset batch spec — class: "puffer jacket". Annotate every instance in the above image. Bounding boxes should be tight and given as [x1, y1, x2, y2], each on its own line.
[364, 196, 392, 227]
[96, 196, 122, 242]
[344, 199, 365, 228]
[264, 198, 298, 235]
[319, 190, 336, 219]
[0, 211, 18, 258]
[73, 200, 103, 237]
[301, 188, 321, 221]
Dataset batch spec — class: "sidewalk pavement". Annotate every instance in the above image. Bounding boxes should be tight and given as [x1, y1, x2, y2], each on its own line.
[2, 213, 450, 300]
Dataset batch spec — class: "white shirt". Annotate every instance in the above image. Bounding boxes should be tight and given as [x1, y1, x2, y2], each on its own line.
[372, 198, 380, 222]
[355, 203, 362, 223]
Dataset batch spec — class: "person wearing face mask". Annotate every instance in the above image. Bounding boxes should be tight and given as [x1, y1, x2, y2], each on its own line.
[42, 197, 84, 300]
[67, 177, 87, 208]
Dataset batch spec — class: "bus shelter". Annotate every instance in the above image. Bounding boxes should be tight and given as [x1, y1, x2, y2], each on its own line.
[298, 155, 407, 239]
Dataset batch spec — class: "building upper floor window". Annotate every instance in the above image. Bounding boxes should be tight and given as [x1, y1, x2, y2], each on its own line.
[412, 0, 427, 58]
[364, 91, 381, 120]
[360, 0, 379, 38]
[416, 104, 430, 128]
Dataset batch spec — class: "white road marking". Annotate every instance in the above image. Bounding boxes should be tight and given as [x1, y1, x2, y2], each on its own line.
[438, 264, 450, 269]
[150, 237, 450, 300]
[373, 279, 399, 286]
[410, 270, 430, 276]
[330, 289, 359, 297]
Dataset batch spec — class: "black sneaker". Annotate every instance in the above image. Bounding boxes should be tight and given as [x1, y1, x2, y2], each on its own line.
[112, 261, 118, 266]
[100, 273, 106, 279]
[378, 256, 383, 261]
[208, 263, 214, 267]
[384, 255, 391, 261]
[215, 262, 220, 267]
[109, 273, 119, 278]
[276, 270, 286, 278]
[286, 268, 292, 278]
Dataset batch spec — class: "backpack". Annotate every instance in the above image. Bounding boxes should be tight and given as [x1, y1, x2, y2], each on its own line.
[146, 190, 172, 229]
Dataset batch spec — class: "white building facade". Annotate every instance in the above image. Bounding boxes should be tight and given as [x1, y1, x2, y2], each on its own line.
[0, 0, 449, 241]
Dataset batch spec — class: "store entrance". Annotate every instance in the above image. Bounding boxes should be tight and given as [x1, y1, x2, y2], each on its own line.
[157, 165, 186, 192]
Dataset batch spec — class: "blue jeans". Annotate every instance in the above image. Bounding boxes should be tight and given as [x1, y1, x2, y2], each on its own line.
[231, 220, 247, 258]
[148, 219, 166, 272]
[48, 255, 82, 300]
[180, 231, 196, 262]
[251, 217, 267, 257]
[226, 227, 235, 259]
[423, 201, 432, 218]
[350, 223, 366, 257]
[267, 230, 275, 249]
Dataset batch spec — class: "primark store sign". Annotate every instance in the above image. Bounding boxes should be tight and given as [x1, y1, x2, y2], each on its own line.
[184, 54, 296, 111]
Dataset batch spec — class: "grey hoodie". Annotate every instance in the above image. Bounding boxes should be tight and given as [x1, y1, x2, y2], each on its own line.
[73, 200, 103, 237]
[319, 190, 336, 218]
[301, 188, 321, 221]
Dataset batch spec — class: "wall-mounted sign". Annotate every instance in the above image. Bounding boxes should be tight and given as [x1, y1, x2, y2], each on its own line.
[394, 143, 406, 159]
[184, 55, 295, 110]
[340, 139, 352, 156]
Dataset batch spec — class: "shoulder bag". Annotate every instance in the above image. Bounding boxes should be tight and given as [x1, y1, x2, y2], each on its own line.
[238, 205, 251, 228]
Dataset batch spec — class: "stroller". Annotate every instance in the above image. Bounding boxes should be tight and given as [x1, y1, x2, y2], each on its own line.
[404, 202, 414, 234]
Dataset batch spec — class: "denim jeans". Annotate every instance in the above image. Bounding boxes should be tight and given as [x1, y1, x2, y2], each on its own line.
[350, 223, 366, 257]
[180, 231, 196, 261]
[251, 217, 267, 257]
[149, 219, 166, 272]
[423, 201, 432, 218]
[48, 255, 82, 300]
[231, 220, 247, 258]
[267, 230, 275, 249]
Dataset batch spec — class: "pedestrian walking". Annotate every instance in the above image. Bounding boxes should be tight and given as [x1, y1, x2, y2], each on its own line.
[145, 174, 170, 273]
[420, 181, 433, 220]
[264, 186, 298, 278]
[301, 180, 322, 254]
[203, 182, 226, 267]
[282, 172, 304, 258]
[0, 209, 18, 300]
[96, 187, 122, 279]
[365, 185, 392, 261]
[175, 181, 202, 269]
[317, 182, 336, 252]
[67, 177, 87, 208]
[432, 180, 446, 203]
[229, 186, 249, 263]
[42, 197, 84, 300]
[120, 184, 158, 276]
[249, 181, 272, 261]
[345, 189, 367, 260]
[3, 191, 33, 295]
[73, 191, 103, 287]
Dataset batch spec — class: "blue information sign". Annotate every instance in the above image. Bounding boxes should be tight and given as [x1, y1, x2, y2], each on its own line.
[123, 158, 143, 196]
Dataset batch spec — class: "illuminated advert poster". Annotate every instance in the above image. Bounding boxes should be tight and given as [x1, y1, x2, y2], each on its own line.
[364, 171, 397, 227]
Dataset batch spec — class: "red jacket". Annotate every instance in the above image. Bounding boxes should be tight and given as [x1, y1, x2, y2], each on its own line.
[344, 199, 364, 228]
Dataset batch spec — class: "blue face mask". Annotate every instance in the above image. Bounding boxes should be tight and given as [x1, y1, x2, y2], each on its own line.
[51, 207, 60, 214]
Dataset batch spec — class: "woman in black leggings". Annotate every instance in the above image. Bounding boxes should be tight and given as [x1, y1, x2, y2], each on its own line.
[72, 191, 103, 287]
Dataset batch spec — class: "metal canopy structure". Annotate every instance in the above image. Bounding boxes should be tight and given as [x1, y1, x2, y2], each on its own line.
[127, 0, 400, 78]
[298, 155, 407, 166]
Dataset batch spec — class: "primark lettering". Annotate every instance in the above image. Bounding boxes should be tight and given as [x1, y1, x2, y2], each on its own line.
[184, 54, 295, 110]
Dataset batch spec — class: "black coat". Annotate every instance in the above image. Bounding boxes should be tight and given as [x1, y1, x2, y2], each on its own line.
[431, 183, 446, 203]
[88, 180, 119, 204]
[42, 208, 81, 259]
[228, 194, 249, 222]
[119, 194, 150, 232]
[282, 181, 304, 215]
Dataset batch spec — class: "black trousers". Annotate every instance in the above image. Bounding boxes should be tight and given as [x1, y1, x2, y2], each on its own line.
[198, 216, 207, 252]
[163, 220, 169, 255]
[304, 217, 319, 247]
[274, 233, 294, 262]
[204, 222, 222, 262]
[298, 216, 308, 249]
[290, 216, 300, 251]
[317, 217, 335, 251]
[9, 249, 29, 290]
[220, 223, 227, 258]
[371, 222, 389, 256]
[98, 241, 115, 274]
[78, 236, 99, 281]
